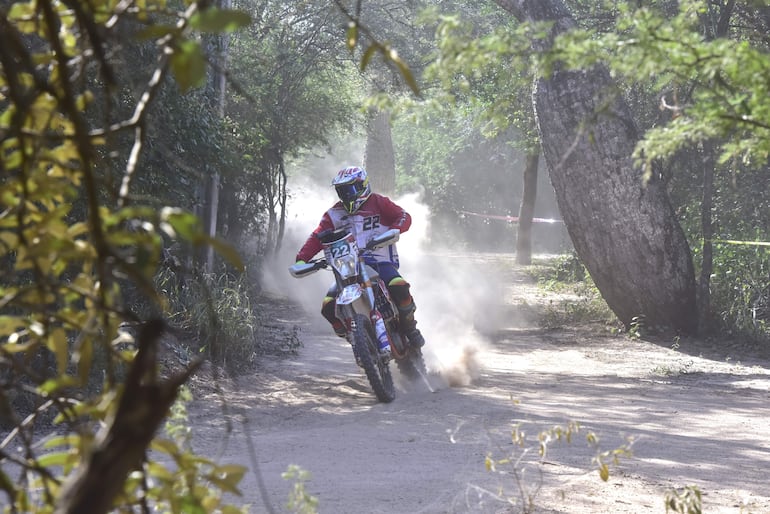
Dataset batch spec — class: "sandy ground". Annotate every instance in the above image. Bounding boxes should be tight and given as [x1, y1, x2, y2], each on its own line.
[188, 252, 770, 514]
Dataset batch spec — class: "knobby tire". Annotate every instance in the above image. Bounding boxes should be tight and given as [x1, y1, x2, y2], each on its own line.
[352, 313, 395, 403]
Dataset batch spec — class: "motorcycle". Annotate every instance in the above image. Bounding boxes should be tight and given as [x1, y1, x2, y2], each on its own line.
[289, 227, 431, 403]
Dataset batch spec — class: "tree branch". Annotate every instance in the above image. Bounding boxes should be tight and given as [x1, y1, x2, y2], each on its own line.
[54, 320, 201, 514]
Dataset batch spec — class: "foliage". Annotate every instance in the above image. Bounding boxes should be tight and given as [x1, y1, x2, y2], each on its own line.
[665, 485, 702, 514]
[224, 1, 362, 255]
[708, 243, 770, 341]
[0, 0, 248, 511]
[155, 267, 264, 370]
[387, 6, 567, 251]
[482, 418, 633, 512]
[282, 465, 319, 514]
[552, 0, 770, 174]
[524, 255, 618, 330]
[422, 11, 541, 148]
[528, 253, 587, 284]
[146, 386, 248, 514]
[335, 0, 424, 95]
[392, 109, 529, 249]
[538, 283, 618, 330]
[536, 0, 770, 341]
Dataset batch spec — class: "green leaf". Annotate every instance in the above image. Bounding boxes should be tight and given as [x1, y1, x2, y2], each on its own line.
[360, 45, 378, 71]
[161, 208, 202, 241]
[0, 469, 14, 496]
[390, 52, 420, 95]
[346, 22, 358, 52]
[171, 40, 207, 93]
[206, 464, 246, 495]
[179, 497, 207, 514]
[151, 438, 180, 455]
[203, 235, 244, 271]
[39, 375, 78, 395]
[598, 462, 609, 482]
[0, 316, 22, 337]
[76, 340, 93, 385]
[46, 327, 69, 375]
[136, 24, 181, 41]
[36, 451, 72, 467]
[190, 9, 251, 33]
[8, 1, 37, 34]
[146, 461, 176, 481]
[42, 434, 80, 449]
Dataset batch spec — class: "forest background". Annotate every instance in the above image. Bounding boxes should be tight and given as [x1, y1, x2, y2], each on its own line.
[2, 0, 770, 512]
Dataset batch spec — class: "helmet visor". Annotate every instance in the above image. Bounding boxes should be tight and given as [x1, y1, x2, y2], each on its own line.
[335, 182, 365, 202]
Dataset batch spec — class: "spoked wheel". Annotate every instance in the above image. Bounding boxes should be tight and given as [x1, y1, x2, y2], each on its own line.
[352, 313, 395, 403]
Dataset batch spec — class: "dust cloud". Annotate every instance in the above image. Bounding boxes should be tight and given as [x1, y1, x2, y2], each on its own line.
[261, 159, 496, 389]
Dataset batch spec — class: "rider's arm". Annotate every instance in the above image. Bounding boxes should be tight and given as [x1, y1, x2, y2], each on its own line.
[377, 195, 412, 233]
[296, 212, 335, 262]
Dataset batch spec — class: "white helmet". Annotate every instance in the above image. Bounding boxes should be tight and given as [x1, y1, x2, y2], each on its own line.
[332, 166, 371, 213]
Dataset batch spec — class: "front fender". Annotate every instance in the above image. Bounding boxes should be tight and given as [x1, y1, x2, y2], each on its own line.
[337, 284, 363, 305]
[335, 286, 372, 321]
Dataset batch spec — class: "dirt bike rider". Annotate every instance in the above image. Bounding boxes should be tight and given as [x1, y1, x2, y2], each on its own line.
[294, 165, 425, 354]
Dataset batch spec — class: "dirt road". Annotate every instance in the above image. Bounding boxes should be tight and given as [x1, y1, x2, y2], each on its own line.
[189, 253, 770, 514]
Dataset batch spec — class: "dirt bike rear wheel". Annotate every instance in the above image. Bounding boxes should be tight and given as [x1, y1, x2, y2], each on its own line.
[396, 346, 428, 383]
[352, 313, 395, 403]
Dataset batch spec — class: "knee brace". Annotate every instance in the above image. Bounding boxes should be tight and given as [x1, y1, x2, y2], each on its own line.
[387, 278, 414, 310]
[321, 295, 337, 324]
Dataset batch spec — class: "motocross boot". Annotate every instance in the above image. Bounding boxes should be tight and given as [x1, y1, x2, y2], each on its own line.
[397, 302, 425, 348]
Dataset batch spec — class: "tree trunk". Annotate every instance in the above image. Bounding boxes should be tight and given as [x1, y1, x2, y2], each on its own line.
[516, 151, 539, 265]
[695, 0, 733, 331]
[201, 0, 230, 274]
[495, 0, 697, 333]
[363, 109, 396, 195]
[275, 159, 288, 254]
[698, 144, 715, 330]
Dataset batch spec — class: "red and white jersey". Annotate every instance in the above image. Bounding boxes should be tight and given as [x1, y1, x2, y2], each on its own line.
[296, 193, 411, 265]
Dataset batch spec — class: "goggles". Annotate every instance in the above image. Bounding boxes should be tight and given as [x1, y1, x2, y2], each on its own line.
[335, 182, 365, 202]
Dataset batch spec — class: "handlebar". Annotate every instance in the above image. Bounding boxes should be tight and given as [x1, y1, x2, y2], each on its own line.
[289, 228, 400, 279]
[365, 228, 400, 250]
[288, 259, 326, 278]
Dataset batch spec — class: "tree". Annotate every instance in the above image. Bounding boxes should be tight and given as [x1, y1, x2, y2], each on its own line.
[339, 0, 433, 194]
[364, 109, 397, 194]
[516, 151, 539, 264]
[547, 0, 770, 340]
[225, 1, 361, 256]
[1, 0, 249, 510]
[494, 0, 698, 333]
[423, 10, 546, 262]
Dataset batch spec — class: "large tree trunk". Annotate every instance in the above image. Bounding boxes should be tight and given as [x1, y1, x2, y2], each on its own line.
[363, 109, 396, 195]
[516, 151, 539, 265]
[496, 0, 697, 333]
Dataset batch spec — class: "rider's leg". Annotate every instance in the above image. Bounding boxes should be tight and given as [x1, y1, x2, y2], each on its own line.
[321, 285, 346, 337]
[386, 276, 425, 348]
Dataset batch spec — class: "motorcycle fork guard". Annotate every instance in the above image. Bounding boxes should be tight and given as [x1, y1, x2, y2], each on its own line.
[372, 279, 411, 358]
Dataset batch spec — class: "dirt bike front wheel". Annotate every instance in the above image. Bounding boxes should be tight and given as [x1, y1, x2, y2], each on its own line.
[352, 313, 395, 403]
